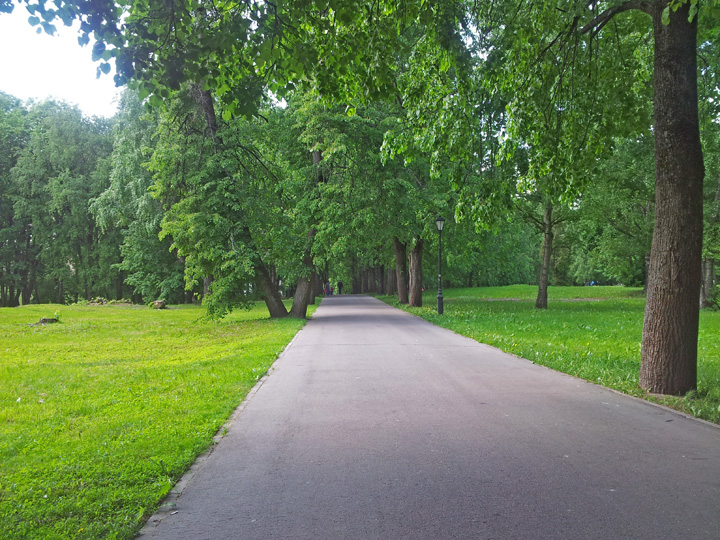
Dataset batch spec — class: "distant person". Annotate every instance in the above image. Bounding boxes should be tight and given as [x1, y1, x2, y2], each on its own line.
[337, 280, 343, 295]
[324, 282, 330, 296]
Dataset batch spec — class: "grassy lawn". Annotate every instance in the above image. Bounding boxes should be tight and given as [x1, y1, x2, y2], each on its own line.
[0, 301, 315, 539]
[381, 285, 720, 423]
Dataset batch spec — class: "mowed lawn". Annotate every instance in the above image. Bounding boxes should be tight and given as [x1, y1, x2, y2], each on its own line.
[383, 285, 720, 423]
[0, 302, 312, 539]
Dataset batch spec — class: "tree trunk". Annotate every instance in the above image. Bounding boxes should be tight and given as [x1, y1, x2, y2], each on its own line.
[409, 238, 424, 307]
[191, 84, 219, 144]
[700, 259, 715, 308]
[257, 262, 288, 318]
[640, 3, 703, 395]
[352, 275, 361, 294]
[700, 172, 720, 308]
[309, 271, 323, 304]
[21, 274, 31, 305]
[376, 266, 384, 294]
[56, 279, 63, 304]
[394, 237, 409, 304]
[11, 287, 20, 307]
[290, 273, 313, 318]
[535, 202, 554, 309]
[386, 266, 396, 296]
[290, 236, 315, 318]
[203, 276, 212, 298]
[116, 273, 124, 300]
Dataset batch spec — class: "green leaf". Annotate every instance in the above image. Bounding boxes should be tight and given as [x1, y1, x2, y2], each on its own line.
[92, 41, 106, 62]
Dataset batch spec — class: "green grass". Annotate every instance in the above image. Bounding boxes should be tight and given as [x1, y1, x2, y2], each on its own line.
[381, 285, 720, 423]
[0, 301, 315, 539]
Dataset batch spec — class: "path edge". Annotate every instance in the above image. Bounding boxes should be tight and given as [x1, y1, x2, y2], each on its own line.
[375, 295, 720, 432]
[136, 321, 309, 538]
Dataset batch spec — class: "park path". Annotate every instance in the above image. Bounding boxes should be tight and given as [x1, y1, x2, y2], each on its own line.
[138, 295, 720, 540]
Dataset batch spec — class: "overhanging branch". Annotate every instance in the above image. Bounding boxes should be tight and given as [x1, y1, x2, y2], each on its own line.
[579, 0, 652, 37]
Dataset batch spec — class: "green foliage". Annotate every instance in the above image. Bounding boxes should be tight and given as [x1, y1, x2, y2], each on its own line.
[3, 99, 118, 305]
[92, 90, 187, 304]
[567, 135, 655, 287]
[0, 301, 311, 538]
[0, 91, 29, 306]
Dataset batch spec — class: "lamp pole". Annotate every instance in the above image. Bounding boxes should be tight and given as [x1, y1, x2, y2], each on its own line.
[435, 216, 445, 315]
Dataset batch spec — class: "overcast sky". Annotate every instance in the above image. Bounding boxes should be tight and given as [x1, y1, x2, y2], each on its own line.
[0, 5, 121, 117]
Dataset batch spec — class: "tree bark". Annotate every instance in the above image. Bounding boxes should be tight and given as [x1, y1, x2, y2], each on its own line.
[700, 259, 715, 308]
[257, 262, 288, 318]
[386, 266, 396, 296]
[290, 276, 312, 317]
[394, 237, 409, 304]
[409, 238, 424, 307]
[376, 266, 385, 294]
[290, 245, 314, 318]
[640, 2, 703, 395]
[535, 202, 554, 309]
[203, 276, 212, 298]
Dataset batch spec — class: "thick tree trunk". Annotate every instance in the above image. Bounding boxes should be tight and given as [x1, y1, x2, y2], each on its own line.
[409, 238, 424, 307]
[257, 262, 288, 318]
[640, 3, 703, 395]
[290, 247, 314, 318]
[290, 232, 315, 318]
[394, 237, 409, 304]
[290, 275, 312, 318]
[308, 271, 322, 304]
[535, 202, 554, 309]
[203, 276, 212, 298]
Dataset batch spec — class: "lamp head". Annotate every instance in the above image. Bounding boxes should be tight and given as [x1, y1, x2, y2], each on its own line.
[435, 216, 445, 232]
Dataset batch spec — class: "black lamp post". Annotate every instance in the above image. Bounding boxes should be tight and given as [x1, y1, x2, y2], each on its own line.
[435, 216, 445, 315]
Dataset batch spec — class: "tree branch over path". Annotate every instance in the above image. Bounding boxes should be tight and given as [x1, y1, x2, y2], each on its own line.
[579, 0, 653, 37]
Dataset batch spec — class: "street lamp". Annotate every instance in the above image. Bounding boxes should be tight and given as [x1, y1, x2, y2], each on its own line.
[435, 216, 445, 315]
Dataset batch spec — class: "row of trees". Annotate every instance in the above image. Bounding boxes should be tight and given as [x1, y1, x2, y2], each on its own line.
[2, 0, 720, 394]
[0, 89, 533, 309]
[3, 87, 717, 308]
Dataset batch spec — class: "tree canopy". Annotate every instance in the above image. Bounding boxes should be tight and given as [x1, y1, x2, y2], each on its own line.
[2, 0, 720, 395]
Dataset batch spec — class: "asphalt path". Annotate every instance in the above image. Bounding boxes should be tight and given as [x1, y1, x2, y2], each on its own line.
[139, 295, 720, 540]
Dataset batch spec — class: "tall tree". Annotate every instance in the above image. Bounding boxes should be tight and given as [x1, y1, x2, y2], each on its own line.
[91, 90, 188, 303]
[0, 92, 29, 306]
[10, 100, 115, 303]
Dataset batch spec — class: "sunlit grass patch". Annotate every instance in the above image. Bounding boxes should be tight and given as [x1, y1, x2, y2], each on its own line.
[0, 302, 312, 539]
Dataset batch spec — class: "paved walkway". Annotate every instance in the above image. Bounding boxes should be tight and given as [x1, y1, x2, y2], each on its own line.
[139, 295, 720, 540]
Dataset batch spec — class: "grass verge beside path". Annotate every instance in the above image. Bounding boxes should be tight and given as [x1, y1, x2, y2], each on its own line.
[380, 285, 720, 424]
[1, 301, 315, 539]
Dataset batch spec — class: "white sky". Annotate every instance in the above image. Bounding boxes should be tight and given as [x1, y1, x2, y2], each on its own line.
[0, 5, 121, 118]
